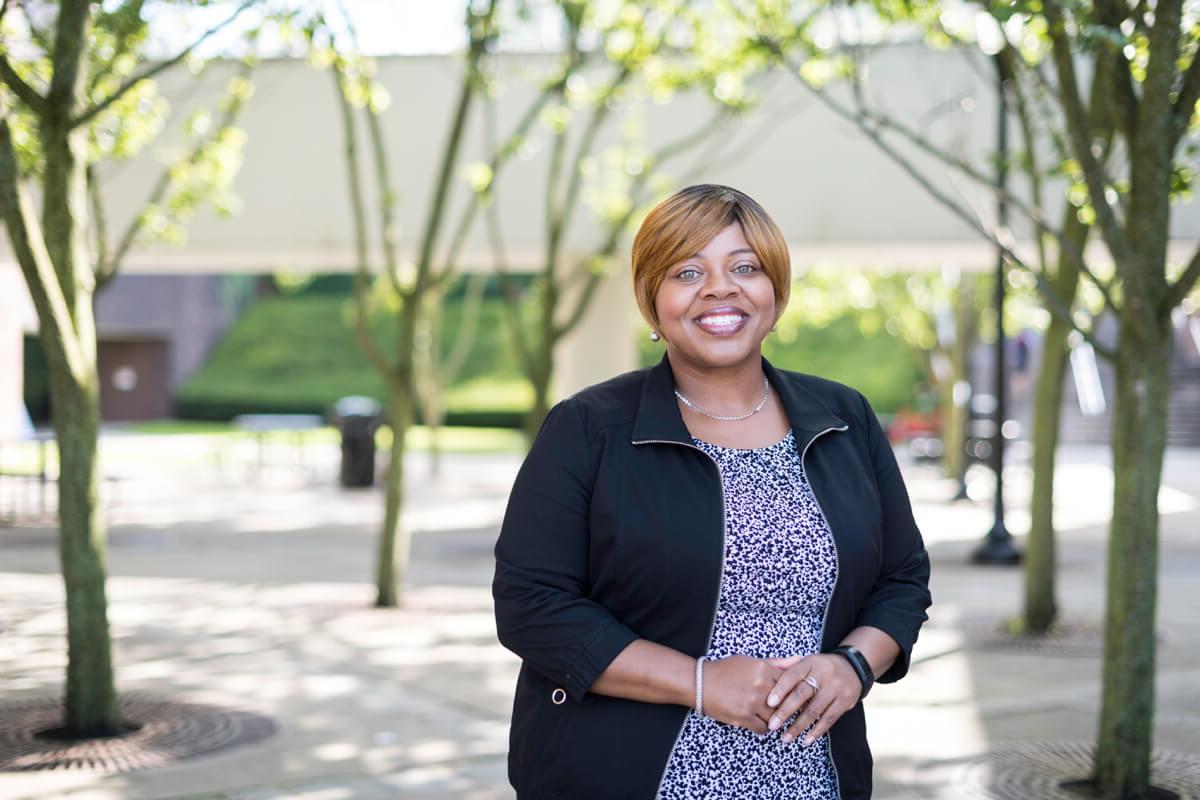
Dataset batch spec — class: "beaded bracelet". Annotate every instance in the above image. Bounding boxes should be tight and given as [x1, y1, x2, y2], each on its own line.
[695, 656, 708, 715]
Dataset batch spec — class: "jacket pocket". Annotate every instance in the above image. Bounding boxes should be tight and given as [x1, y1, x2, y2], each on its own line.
[510, 666, 576, 795]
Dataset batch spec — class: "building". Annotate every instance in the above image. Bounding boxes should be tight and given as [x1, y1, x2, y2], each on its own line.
[3, 45, 1199, 436]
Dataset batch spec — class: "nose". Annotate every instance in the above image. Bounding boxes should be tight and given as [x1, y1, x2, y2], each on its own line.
[702, 270, 739, 299]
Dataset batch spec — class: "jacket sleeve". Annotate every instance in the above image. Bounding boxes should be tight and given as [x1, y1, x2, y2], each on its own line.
[493, 398, 640, 702]
[853, 391, 932, 684]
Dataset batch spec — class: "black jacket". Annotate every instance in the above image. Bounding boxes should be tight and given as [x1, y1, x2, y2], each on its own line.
[493, 355, 932, 799]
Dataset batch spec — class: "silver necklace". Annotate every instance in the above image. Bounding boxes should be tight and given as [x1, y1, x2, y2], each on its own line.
[675, 377, 770, 422]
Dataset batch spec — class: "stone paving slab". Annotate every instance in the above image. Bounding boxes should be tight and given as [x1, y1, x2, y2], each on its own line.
[1, 442, 1198, 798]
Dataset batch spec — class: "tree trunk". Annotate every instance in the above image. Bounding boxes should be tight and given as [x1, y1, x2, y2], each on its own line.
[1023, 313, 1071, 634]
[422, 380, 444, 481]
[944, 274, 978, 489]
[376, 377, 414, 608]
[46, 311, 122, 734]
[1094, 320, 1171, 798]
[942, 340, 969, 484]
[523, 357, 554, 444]
[1024, 212, 1087, 634]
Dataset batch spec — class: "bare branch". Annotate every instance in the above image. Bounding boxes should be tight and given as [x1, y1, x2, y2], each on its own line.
[411, 0, 498, 295]
[1001, 47, 1050, 278]
[480, 95, 534, 378]
[1042, 0, 1135, 266]
[767, 44, 1116, 353]
[0, 47, 47, 114]
[99, 62, 254, 286]
[1173, 48, 1200, 144]
[87, 0, 148, 97]
[331, 1, 406, 299]
[73, 0, 259, 129]
[1161, 243, 1200, 314]
[0, 115, 88, 381]
[553, 110, 737, 339]
[436, 60, 573, 291]
[552, 65, 632, 263]
[441, 270, 488, 384]
[87, 165, 112, 290]
[331, 65, 393, 376]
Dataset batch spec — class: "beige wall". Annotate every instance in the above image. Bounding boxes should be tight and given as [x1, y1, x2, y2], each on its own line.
[4, 45, 1200, 416]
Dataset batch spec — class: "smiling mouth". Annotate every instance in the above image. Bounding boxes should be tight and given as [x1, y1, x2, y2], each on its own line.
[694, 311, 750, 336]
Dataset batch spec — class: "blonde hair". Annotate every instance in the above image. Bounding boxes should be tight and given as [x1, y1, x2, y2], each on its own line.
[631, 184, 791, 330]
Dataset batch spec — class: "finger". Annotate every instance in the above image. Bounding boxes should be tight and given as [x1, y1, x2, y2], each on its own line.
[765, 659, 814, 709]
[783, 693, 836, 745]
[767, 655, 805, 670]
[766, 678, 816, 733]
[801, 699, 846, 747]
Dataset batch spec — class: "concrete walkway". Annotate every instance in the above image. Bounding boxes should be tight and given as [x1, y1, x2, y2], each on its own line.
[1, 435, 1198, 799]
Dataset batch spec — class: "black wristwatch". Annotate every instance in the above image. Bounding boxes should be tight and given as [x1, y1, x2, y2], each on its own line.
[832, 645, 875, 701]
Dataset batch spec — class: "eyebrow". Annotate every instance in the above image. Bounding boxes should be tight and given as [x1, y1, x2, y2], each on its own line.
[691, 247, 758, 259]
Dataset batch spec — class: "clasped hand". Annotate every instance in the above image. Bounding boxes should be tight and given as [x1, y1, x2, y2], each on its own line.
[701, 653, 860, 746]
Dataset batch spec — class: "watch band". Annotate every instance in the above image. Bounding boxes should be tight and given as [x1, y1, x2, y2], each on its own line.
[832, 645, 874, 701]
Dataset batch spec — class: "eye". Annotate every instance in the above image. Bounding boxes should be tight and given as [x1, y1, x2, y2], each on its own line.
[733, 262, 758, 274]
[677, 268, 701, 280]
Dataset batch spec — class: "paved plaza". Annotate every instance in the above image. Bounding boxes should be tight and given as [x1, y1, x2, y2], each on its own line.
[1, 433, 1198, 799]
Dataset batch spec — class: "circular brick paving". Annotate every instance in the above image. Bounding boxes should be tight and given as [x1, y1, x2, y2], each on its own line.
[0, 693, 278, 772]
[903, 743, 1200, 799]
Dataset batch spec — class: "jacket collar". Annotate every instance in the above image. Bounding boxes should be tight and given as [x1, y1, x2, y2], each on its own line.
[630, 353, 847, 446]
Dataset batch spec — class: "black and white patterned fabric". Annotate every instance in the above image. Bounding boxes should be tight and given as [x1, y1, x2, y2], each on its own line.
[656, 430, 840, 800]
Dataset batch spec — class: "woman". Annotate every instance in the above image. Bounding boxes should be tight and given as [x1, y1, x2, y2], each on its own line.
[493, 184, 931, 799]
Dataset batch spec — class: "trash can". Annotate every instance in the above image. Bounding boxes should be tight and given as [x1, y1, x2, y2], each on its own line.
[333, 396, 382, 488]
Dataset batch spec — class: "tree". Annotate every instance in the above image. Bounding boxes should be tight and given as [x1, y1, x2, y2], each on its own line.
[0, 0, 258, 735]
[482, 0, 766, 438]
[786, 266, 995, 484]
[742, 0, 1200, 794]
[319, 0, 575, 605]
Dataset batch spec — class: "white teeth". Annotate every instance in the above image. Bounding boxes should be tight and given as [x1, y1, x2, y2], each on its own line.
[697, 315, 744, 326]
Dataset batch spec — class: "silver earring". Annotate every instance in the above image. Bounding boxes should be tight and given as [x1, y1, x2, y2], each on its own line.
[771, 325, 777, 333]
[649, 330, 661, 342]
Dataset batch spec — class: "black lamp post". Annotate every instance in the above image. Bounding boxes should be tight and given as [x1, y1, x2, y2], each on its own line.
[972, 53, 1021, 565]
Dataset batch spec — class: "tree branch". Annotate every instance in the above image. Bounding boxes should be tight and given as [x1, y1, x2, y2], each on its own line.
[1042, 0, 1135, 267]
[331, 1, 406, 299]
[72, 0, 259, 128]
[87, 165, 112, 290]
[1172, 44, 1200, 144]
[0, 115, 88, 381]
[87, 0, 148, 98]
[479, 94, 535, 378]
[552, 65, 631, 265]
[411, 0, 497, 295]
[98, 62, 254, 286]
[441, 270, 488, 384]
[331, 66, 393, 377]
[772, 41, 1100, 279]
[0, 50, 46, 114]
[1161, 243, 1200, 314]
[769, 44, 1116, 353]
[435, 60, 573, 290]
[554, 110, 736, 339]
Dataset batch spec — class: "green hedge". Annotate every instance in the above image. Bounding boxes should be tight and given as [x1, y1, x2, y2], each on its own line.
[176, 293, 531, 424]
[637, 314, 923, 415]
[179, 276, 923, 424]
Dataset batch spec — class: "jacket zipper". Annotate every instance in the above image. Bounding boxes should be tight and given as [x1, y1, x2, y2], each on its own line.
[632, 438, 727, 799]
[803, 424, 849, 799]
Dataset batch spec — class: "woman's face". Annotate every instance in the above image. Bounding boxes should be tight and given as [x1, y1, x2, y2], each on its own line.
[653, 222, 777, 373]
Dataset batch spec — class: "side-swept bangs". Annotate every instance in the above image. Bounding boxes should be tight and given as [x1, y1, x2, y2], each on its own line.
[631, 184, 791, 330]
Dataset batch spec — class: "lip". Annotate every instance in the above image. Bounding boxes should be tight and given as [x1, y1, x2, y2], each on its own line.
[693, 306, 750, 336]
